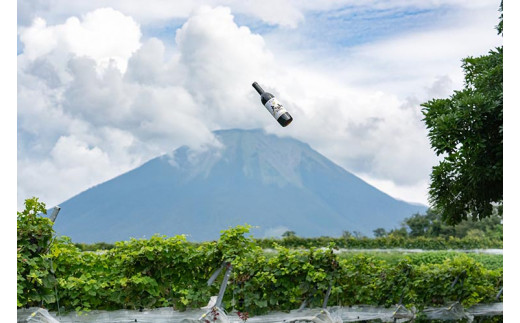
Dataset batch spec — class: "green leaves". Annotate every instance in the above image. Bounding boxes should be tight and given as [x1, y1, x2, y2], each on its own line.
[216, 224, 261, 263]
[255, 234, 502, 250]
[18, 204, 502, 315]
[421, 26, 503, 224]
[17, 197, 56, 308]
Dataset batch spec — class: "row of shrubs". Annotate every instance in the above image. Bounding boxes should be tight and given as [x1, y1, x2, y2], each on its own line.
[254, 235, 502, 250]
[18, 198, 503, 317]
[74, 235, 503, 252]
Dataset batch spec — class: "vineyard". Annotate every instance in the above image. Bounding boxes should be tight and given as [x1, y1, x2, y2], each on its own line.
[17, 199, 503, 322]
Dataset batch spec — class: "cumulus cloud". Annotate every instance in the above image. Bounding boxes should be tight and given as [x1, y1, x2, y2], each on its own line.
[18, 6, 268, 208]
[19, 8, 142, 73]
[17, 3, 501, 209]
[18, 135, 122, 207]
[174, 6, 277, 129]
[340, 19, 500, 95]
[262, 71, 437, 188]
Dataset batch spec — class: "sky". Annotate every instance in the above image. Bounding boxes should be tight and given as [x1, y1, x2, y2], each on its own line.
[15, 0, 504, 210]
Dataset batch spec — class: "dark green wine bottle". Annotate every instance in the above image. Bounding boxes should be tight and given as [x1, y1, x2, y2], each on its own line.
[252, 82, 293, 127]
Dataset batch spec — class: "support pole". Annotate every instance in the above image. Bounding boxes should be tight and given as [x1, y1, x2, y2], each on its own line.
[215, 263, 232, 309]
[207, 262, 226, 286]
[496, 287, 503, 301]
[322, 284, 332, 309]
[49, 206, 61, 223]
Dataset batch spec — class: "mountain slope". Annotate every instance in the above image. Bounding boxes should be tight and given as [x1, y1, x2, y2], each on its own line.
[53, 129, 427, 243]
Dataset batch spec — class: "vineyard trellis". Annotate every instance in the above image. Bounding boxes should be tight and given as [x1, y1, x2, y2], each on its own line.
[17, 198, 503, 322]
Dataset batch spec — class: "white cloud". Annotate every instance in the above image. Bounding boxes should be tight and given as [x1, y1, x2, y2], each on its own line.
[18, 135, 124, 208]
[355, 174, 430, 206]
[340, 18, 501, 95]
[221, 0, 304, 28]
[258, 69, 438, 189]
[174, 6, 276, 129]
[20, 7, 142, 73]
[51, 135, 110, 167]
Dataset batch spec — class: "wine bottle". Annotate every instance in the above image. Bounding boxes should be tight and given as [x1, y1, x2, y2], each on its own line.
[252, 82, 293, 127]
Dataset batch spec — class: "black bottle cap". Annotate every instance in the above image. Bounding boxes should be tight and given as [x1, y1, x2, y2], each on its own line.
[252, 82, 264, 95]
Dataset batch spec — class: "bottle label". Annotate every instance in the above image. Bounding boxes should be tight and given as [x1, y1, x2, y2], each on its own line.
[264, 98, 288, 120]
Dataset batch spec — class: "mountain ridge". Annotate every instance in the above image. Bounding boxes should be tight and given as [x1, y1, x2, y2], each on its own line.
[52, 128, 427, 243]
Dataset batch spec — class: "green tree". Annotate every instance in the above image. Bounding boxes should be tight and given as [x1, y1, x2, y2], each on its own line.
[421, 4, 503, 224]
[388, 227, 408, 238]
[282, 230, 296, 238]
[404, 209, 454, 238]
[373, 228, 387, 238]
[341, 230, 353, 239]
[405, 213, 431, 237]
[352, 231, 365, 239]
[400, 208, 502, 239]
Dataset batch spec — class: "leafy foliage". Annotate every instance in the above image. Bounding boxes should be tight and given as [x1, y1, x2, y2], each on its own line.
[373, 228, 387, 238]
[337, 251, 502, 271]
[18, 209, 502, 315]
[17, 197, 57, 307]
[256, 234, 502, 250]
[75, 231, 503, 253]
[397, 208, 503, 239]
[420, 4, 503, 224]
[74, 242, 115, 251]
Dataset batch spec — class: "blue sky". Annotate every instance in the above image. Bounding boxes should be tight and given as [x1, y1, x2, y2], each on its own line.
[265, 6, 446, 47]
[14, 0, 503, 210]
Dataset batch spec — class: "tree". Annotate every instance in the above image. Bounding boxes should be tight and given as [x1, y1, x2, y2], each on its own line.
[388, 227, 408, 238]
[352, 231, 365, 239]
[341, 230, 353, 239]
[399, 208, 502, 239]
[403, 209, 453, 238]
[420, 3, 503, 224]
[282, 230, 296, 238]
[373, 228, 387, 238]
[405, 213, 432, 237]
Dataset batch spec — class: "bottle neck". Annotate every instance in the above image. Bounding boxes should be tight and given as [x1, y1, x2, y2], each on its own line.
[252, 82, 264, 95]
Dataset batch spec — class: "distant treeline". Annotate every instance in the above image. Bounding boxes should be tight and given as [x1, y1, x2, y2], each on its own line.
[255, 235, 502, 250]
[74, 209, 502, 251]
[260, 208, 502, 249]
[378, 208, 502, 240]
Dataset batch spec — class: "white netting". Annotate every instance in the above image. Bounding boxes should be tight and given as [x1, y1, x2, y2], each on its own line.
[17, 303, 502, 323]
[18, 308, 60, 323]
[330, 305, 413, 322]
[273, 309, 342, 323]
[466, 302, 502, 317]
[422, 302, 473, 322]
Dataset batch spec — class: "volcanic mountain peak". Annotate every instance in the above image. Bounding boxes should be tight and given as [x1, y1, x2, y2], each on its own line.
[52, 128, 427, 243]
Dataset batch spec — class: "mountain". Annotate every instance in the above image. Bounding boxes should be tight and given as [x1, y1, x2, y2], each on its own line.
[52, 129, 427, 243]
